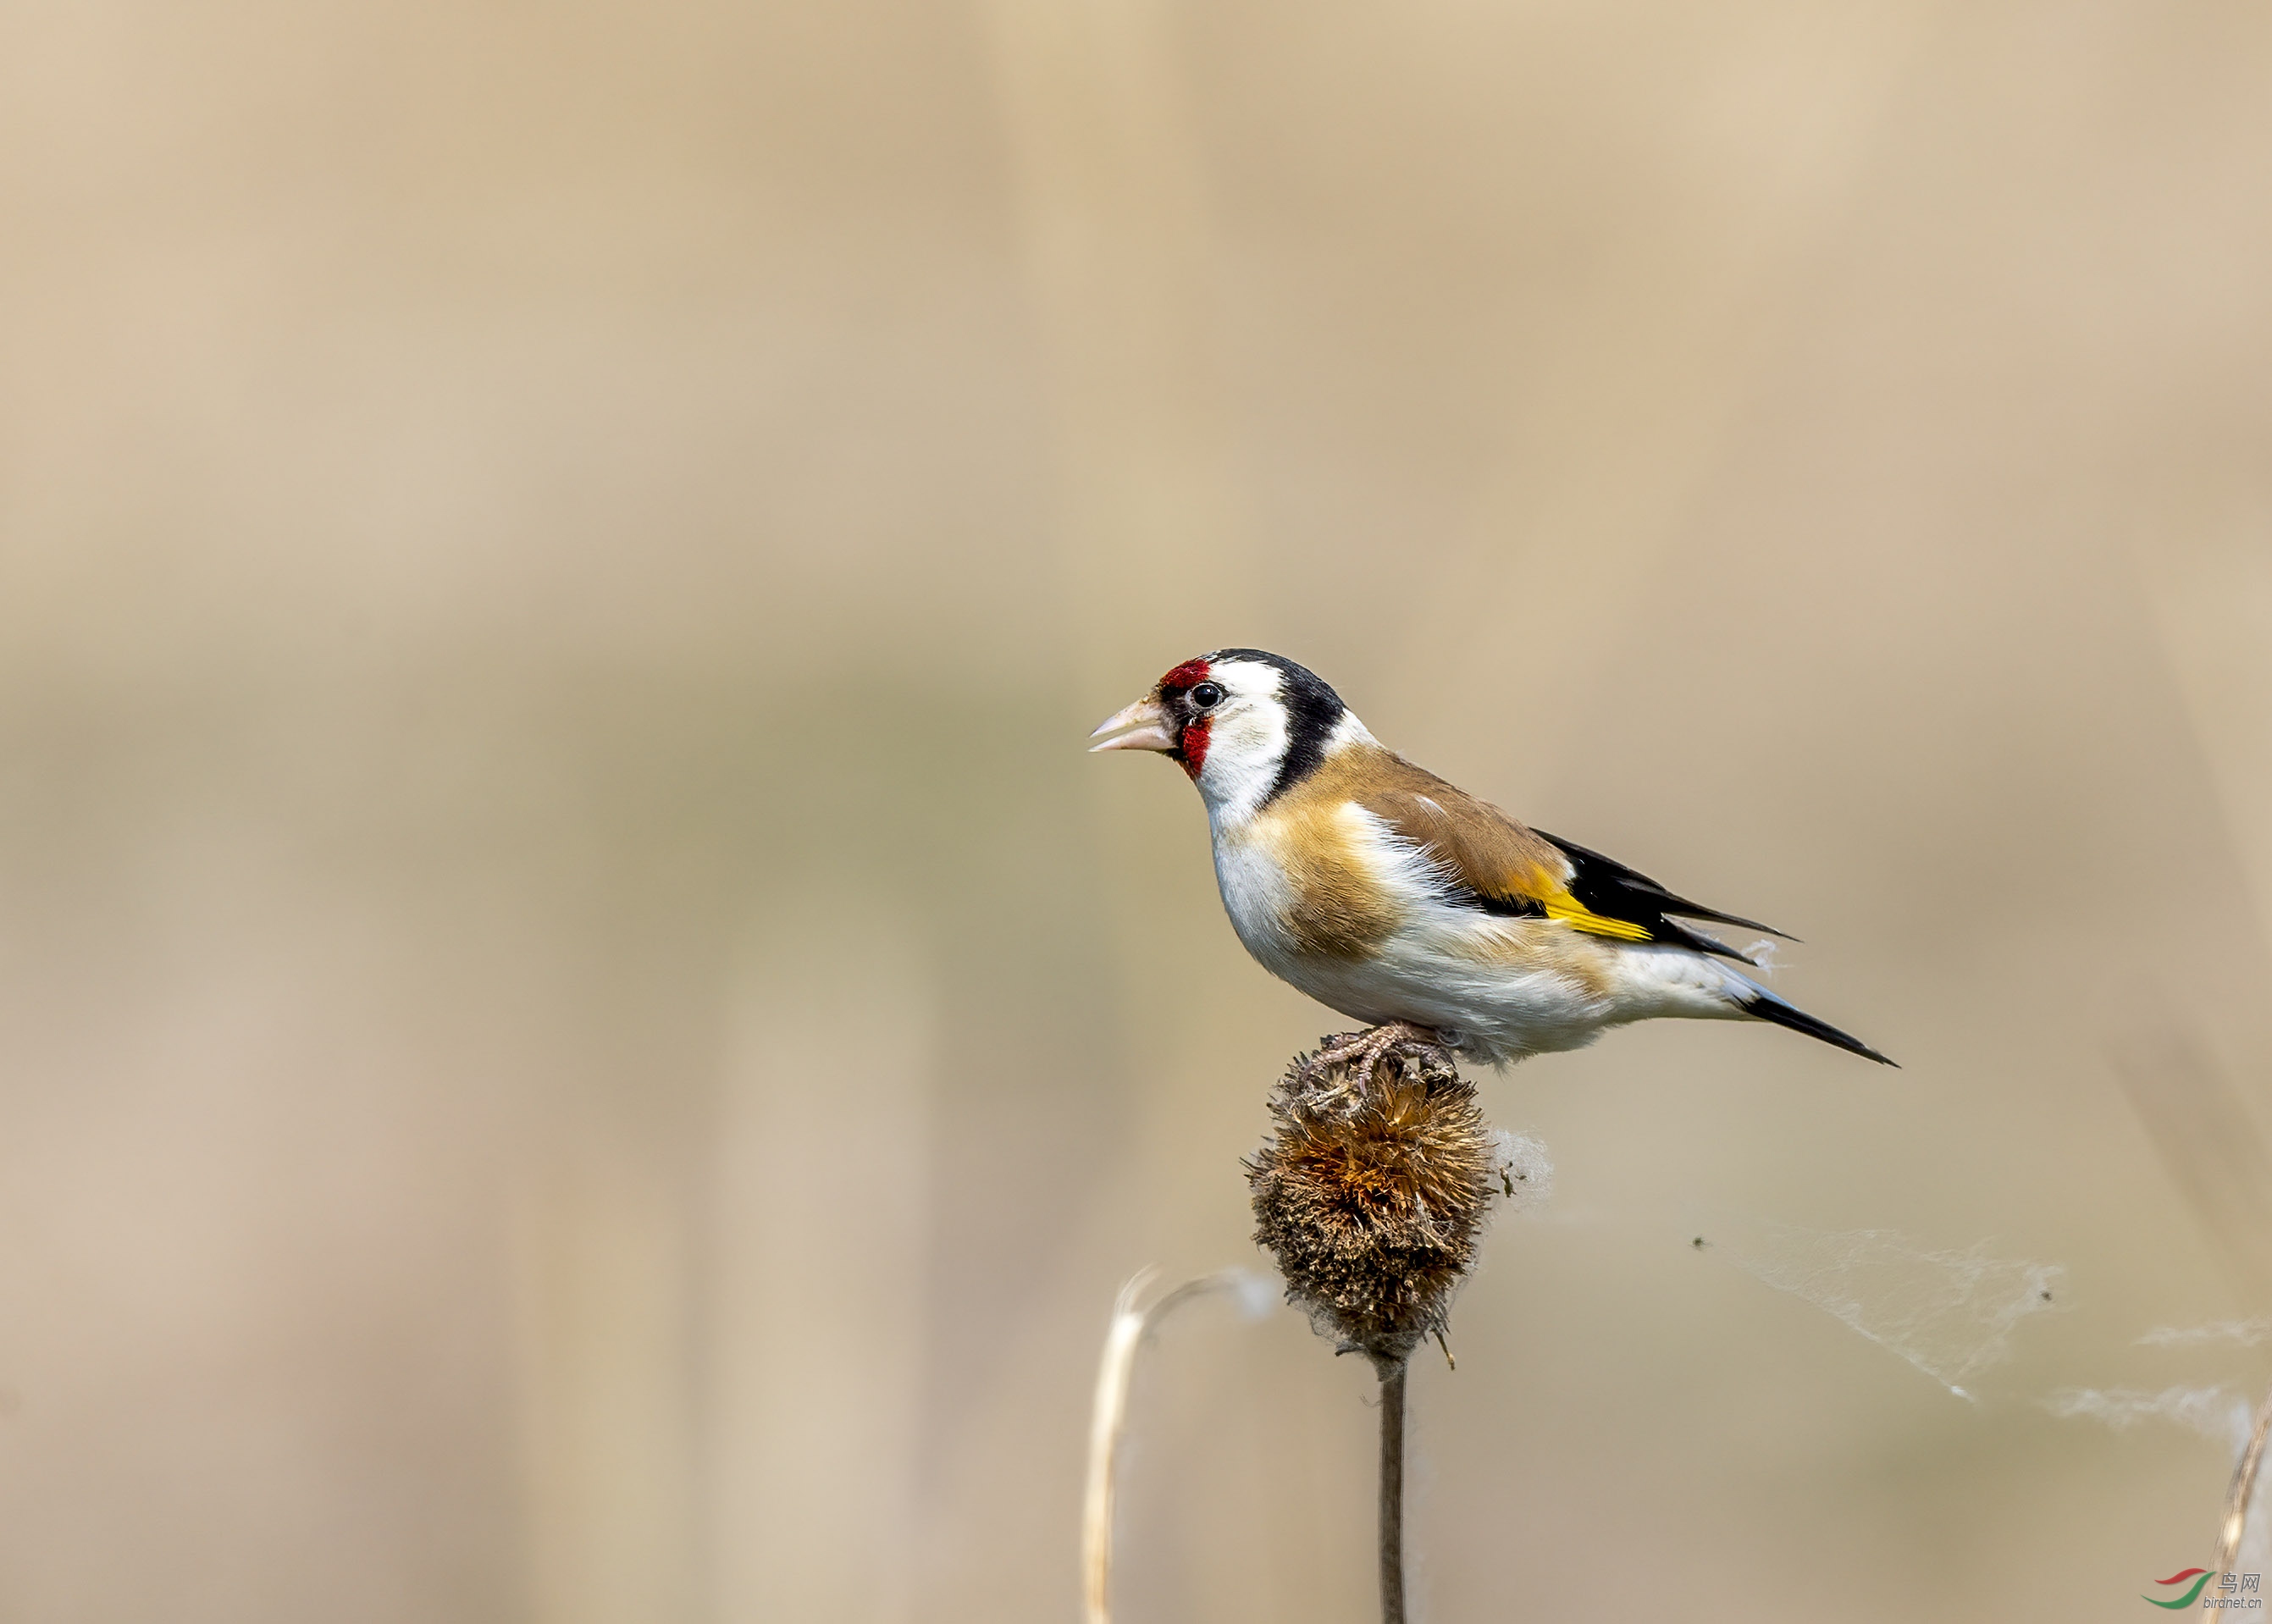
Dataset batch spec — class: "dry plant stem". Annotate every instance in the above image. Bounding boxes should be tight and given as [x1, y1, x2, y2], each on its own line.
[1082, 1268, 1244, 1624]
[1249, 1027, 1509, 1624]
[2214, 1380, 2272, 1581]
[1378, 1357, 1410, 1624]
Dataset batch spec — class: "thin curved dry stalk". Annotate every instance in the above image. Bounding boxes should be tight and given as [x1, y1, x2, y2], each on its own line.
[2213, 1381, 2272, 1582]
[1081, 1268, 1248, 1624]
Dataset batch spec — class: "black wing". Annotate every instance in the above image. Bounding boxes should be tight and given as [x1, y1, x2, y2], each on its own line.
[1534, 831, 1796, 966]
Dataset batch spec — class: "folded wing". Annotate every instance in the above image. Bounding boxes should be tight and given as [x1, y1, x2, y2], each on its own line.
[1356, 764, 1788, 964]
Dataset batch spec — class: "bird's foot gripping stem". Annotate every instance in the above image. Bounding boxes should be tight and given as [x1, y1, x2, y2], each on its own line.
[1310, 1021, 1447, 1084]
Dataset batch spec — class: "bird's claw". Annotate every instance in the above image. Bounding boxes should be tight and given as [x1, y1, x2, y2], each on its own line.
[1313, 1020, 1446, 1079]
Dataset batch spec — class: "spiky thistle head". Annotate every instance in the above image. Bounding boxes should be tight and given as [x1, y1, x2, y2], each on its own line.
[1245, 1027, 1520, 1373]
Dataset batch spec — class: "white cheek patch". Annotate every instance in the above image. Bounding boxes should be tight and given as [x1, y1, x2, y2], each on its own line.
[1216, 706, 1287, 769]
[1196, 695, 1291, 828]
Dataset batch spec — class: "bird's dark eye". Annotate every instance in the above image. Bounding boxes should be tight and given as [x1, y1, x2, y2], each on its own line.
[1190, 681, 1224, 709]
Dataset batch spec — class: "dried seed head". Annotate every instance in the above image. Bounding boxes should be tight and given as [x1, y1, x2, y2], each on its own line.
[1245, 1027, 1512, 1373]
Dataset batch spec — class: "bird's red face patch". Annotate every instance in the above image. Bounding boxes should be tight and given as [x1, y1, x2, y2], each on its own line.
[1156, 659, 1212, 778]
[1178, 718, 1210, 777]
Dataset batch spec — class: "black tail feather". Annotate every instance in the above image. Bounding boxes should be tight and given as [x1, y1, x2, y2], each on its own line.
[1657, 917, 1761, 965]
[1667, 898, 1799, 941]
[1742, 991, 1897, 1066]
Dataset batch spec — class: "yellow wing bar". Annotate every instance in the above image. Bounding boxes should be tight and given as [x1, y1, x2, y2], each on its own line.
[1541, 895, 1654, 942]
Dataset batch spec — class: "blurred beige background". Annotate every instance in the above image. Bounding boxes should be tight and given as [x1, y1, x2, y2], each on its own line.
[3, 0, 2271, 1619]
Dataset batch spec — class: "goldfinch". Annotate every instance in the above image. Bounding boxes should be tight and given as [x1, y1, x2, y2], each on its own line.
[1090, 649, 1893, 1067]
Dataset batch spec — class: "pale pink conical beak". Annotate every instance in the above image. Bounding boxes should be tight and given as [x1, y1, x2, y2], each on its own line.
[1088, 695, 1176, 754]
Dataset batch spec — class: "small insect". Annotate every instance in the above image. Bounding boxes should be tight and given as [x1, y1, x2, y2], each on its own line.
[1692, 1235, 1708, 1250]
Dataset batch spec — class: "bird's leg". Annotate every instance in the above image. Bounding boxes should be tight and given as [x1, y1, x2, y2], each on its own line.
[1313, 1021, 1445, 1080]
[1295, 1023, 1450, 1115]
